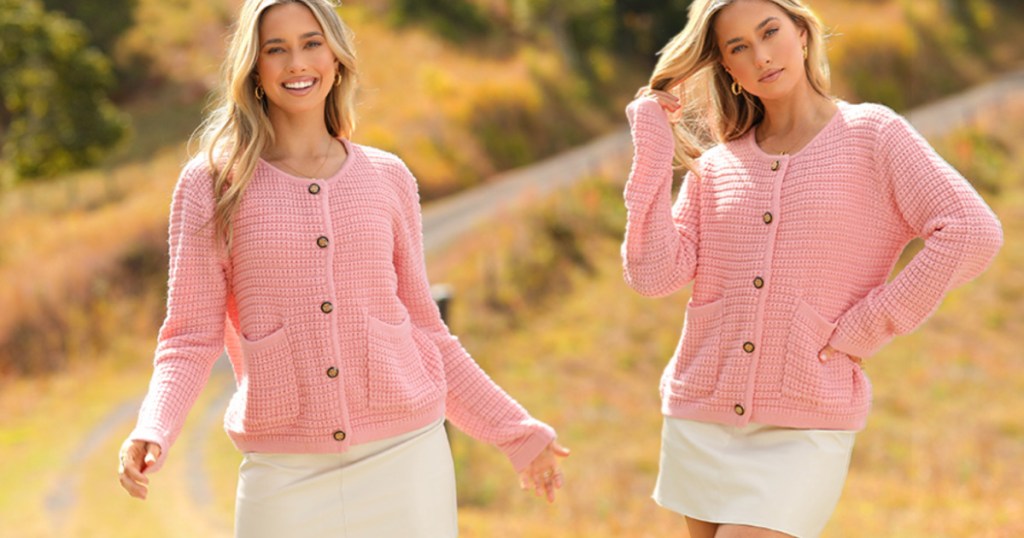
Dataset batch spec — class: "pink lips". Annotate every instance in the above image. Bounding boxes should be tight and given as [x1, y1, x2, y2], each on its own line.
[759, 68, 783, 83]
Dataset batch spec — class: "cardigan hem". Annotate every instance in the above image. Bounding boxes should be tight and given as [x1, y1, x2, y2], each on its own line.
[228, 399, 446, 454]
[663, 402, 868, 432]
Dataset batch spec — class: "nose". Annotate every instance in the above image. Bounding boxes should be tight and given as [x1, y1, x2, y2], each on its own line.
[287, 53, 308, 73]
[753, 44, 772, 69]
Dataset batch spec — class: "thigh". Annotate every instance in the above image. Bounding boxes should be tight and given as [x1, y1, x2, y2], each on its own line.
[715, 524, 794, 538]
[686, 517, 718, 538]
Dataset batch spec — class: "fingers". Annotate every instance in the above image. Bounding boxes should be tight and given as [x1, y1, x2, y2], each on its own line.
[636, 86, 681, 114]
[143, 443, 162, 472]
[819, 345, 864, 365]
[521, 469, 563, 503]
[118, 439, 155, 500]
[549, 441, 571, 458]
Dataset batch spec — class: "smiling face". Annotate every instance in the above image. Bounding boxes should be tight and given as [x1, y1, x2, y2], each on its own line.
[255, 2, 338, 118]
[714, 0, 808, 101]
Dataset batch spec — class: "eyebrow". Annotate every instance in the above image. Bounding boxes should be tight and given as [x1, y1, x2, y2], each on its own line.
[261, 31, 324, 47]
[723, 17, 779, 46]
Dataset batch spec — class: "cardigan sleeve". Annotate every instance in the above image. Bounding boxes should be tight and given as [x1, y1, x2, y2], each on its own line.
[128, 160, 228, 472]
[828, 111, 1003, 358]
[388, 160, 556, 472]
[621, 97, 701, 297]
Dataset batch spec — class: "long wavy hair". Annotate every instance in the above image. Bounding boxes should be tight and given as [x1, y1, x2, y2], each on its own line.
[649, 0, 830, 175]
[192, 0, 358, 246]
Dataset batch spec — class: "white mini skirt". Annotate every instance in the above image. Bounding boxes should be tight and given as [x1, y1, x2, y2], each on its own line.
[653, 417, 856, 538]
[234, 419, 457, 538]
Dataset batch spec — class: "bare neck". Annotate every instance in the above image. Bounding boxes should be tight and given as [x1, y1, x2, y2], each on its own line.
[755, 79, 837, 153]
[265, 106, 334, 161]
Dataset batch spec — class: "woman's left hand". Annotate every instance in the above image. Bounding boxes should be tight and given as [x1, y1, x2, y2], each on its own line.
[518, 440, 570, 503]
[819, 344, 863, 365]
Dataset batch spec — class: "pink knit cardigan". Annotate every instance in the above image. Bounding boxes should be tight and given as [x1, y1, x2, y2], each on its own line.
[130, 139, 554, 472]
[622, 97, 1003, 430]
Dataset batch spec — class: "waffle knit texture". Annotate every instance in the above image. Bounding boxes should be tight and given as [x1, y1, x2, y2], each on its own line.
[622, 97, 1003, 430]
[130, 139, 555, 472]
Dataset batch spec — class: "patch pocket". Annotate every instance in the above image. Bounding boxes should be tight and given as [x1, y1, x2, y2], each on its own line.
[367, 315, 440, 411]
[668, 298, 724, 400]
[238, 326, 300, 431]
[783, 300, 853, 407]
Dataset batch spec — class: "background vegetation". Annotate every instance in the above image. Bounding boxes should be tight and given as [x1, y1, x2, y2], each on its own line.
[0, 0, 1022, 536]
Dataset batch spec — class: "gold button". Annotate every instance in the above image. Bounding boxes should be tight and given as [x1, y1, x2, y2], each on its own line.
[326, 366, 339, 378]
[763, 212, 773, 224]
[743, 342, 755, 353]
[734, 404, 746, 416]
[333, 430, 346, 441]
[317, 236, 329, 249]
[753, 277, 764, 289]
[308, 183, 321, 195]
[771, 160, 780, 171]
[320, 302, 333, 314]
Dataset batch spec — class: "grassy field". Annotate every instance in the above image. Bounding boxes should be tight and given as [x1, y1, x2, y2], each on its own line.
[426, 107, 1024, 536]
[2, 98, 1020, 536]
[1, 0, 1023, 536]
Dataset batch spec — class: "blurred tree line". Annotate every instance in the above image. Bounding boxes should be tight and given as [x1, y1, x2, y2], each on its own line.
[3, 0, 1021, 184]
[0, 0, 128, 181]
[391, 0, 692, 77]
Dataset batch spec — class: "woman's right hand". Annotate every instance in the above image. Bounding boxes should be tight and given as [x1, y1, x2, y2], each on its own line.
[118, 438, 162, 500]
[635, 85, 681, 116]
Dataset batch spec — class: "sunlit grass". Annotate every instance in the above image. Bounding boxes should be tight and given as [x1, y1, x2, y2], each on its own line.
[1, 1, 1022, 535]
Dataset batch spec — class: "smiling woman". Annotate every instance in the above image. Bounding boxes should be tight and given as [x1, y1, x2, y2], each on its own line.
[114, 1, 569, 536]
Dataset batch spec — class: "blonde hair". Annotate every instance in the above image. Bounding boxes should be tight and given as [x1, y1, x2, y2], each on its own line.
[650, 0, 830, 174]
[193, 0, 358, 246]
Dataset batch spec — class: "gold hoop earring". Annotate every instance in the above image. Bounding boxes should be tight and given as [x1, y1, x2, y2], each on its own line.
[334, 71, 343, 87]
[803, 45, 808, 59]
[254, 85, 265, 100]
[731, 81, 743, 96]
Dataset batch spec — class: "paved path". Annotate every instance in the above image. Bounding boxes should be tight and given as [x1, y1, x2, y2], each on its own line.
[46, 68, 1024, 532]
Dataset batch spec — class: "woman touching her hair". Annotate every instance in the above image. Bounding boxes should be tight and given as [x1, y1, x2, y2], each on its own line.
[622, 0, 1002, 536]
[116, 1, 568, 536]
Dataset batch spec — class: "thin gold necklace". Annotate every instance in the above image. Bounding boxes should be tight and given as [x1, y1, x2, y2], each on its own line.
[272, 136, 335, 180]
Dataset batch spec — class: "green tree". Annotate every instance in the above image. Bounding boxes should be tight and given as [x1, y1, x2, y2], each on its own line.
[614, 0, 692, 61]
[39, 0, 137, 56]
[0, 0, 126, 180]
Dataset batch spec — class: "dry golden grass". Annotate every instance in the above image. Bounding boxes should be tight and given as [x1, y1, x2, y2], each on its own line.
[1, 103, 1021, 537]
[1, 1, 1023, 536]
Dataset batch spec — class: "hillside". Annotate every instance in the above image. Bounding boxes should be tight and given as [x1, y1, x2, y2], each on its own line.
[1, 92, 1018, 537]
[1, 0, 1024, 534]
[419, 99, 1024, 536]
[3, 0, 1023, 376]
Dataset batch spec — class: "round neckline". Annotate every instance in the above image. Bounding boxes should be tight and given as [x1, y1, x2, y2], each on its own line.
[259, 137, 353, 183]
[744, 101, 845, 160]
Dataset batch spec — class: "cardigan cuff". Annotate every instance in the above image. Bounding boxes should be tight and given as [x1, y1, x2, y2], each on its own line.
[626, 98, 676, 167]
[501, 421, 557, 473]
[827, 327, 886, 360]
